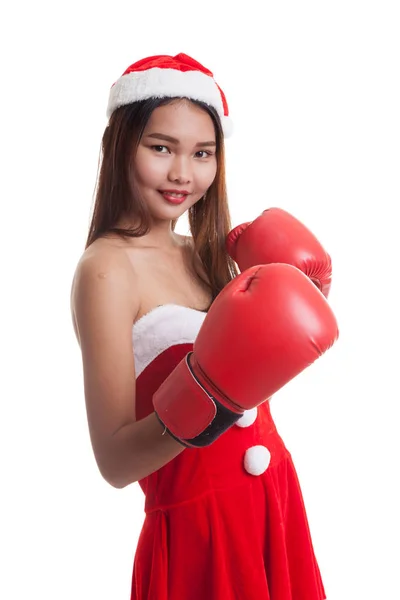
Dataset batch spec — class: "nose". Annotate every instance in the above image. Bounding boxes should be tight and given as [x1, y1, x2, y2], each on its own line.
[168, 155, 192, 184]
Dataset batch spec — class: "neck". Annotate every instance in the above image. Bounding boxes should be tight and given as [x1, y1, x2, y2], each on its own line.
[116, 216, 185, 250]
[143, 224, 183, 249]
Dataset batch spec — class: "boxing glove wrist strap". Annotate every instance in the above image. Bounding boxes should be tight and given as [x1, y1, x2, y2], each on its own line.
[153, 353, 242, 448]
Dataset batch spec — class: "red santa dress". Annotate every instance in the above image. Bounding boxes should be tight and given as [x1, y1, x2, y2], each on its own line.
[130, 304, 326, 600]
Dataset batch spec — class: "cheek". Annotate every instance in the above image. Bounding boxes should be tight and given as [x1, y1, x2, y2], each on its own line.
[197, 160, 218, 190]
[135, 152, 165, 185]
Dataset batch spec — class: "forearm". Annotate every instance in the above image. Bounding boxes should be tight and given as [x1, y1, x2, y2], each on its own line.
[100, 412, 185, 488]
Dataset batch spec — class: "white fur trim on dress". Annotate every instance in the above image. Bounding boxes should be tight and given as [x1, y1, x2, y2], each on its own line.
[132, 304, 206, 377]
[107, 68, 232, 136]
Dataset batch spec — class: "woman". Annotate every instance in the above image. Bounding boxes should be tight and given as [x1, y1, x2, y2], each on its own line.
[70, 52, 338, 599]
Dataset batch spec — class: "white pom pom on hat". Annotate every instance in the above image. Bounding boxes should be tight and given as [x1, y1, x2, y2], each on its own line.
[106, 53, 233, 137]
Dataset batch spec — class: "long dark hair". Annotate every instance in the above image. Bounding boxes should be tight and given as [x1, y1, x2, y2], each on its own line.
[86, 97, 239, 300]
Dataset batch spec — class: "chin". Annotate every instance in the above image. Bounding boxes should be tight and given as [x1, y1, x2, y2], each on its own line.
[150, 205, 188, 222]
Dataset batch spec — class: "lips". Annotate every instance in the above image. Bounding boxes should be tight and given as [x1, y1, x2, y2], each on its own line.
[159, 190, 190, 204]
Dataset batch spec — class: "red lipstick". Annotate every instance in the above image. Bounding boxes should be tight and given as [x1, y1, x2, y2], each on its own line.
[159, 189, 190, 204]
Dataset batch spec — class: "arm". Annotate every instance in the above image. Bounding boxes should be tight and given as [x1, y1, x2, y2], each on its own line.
[71, 248, 184, 489]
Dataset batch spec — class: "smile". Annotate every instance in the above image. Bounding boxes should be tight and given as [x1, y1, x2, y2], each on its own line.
[159, 190, 190, 204]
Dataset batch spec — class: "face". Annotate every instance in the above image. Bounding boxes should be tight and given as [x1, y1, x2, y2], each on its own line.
[132, 99, 217, 223]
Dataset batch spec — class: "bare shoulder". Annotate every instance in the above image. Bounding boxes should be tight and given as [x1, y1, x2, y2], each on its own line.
[73, 236, 138, 275]
[70, 238, 140, 343]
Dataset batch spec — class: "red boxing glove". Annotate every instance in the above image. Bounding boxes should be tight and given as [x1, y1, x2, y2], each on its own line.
[153, 263, 339, 448]
[226, 207, 332, 298]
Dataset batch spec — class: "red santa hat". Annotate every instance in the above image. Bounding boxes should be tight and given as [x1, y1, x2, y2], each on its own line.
[106, 53, 233, 137]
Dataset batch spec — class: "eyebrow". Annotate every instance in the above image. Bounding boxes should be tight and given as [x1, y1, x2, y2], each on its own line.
[145, 133, 216, 147]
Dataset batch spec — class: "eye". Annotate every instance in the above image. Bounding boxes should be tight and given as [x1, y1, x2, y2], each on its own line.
[195, 150, 213, 158]
[151, 145, 169, 153]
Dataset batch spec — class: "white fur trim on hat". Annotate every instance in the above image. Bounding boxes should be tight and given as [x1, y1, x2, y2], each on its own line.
[107, 68, 232, 136]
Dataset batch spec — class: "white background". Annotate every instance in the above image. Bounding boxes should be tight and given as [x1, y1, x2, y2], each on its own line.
[1, 1, 399, 598]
